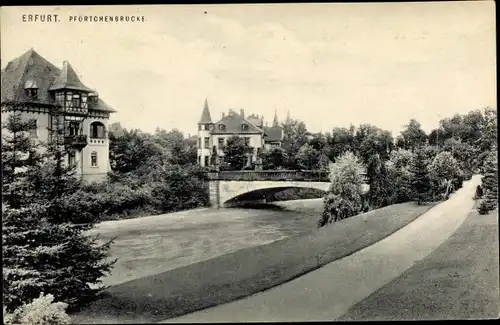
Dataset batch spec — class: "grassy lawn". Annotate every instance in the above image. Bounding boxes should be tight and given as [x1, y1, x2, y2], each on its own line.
[71, 201, 435, 324]
[339, 200, 499, 320]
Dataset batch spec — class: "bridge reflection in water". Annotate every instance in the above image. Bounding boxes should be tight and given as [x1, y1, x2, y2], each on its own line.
[207, 170, 368, 208]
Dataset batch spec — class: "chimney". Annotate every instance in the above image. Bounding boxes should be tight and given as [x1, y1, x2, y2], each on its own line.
[222, 112, 225, 118]
[240, 109, 245, 117]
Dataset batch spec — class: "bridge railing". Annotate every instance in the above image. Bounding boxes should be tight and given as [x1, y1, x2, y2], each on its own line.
[208, 170, 332, 182]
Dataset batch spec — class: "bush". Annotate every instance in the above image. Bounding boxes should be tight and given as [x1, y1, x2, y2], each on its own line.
[477, 199, 494, 215]
[3, 293, 71, 325]
[319, 151, 365, 227]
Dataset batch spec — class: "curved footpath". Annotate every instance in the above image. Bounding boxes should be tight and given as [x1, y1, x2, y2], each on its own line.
[164, 175, 483, 322]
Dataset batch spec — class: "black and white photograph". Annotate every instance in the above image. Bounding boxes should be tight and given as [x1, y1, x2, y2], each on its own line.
[1, 2, 498, 323]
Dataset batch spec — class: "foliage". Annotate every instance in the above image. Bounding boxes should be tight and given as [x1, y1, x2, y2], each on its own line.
[281, 118, 309, 169]
[296, 143, 321, 170]
[221, 135, 251, 171]
[366, 154, 390, 208]
[478, 150, 498, 213]
[410, 146, 433, 204]
[108, 127, 165, 175]
[397, 119, 428, 151]
[262, 147, 288, 170]
[319, 151, 365, 227]
[357, 127, 394, 163]
[325, 126, 357, 161]
[429, 151, 463, 199]
[1, 112, 42, 209]
[3, 293, 71, 325]
[385, 149, 414, 204]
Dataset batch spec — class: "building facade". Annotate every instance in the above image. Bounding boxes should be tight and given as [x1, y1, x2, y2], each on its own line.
[1, 49, 116, 182]
[197, 99, 284, 168]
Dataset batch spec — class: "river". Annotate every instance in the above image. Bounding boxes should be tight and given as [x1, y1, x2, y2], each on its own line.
[88, 199, 324, 287]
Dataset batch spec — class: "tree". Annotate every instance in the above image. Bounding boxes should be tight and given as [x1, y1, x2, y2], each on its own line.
[397, 119, 428, 151]
[153, 128, 197, 166]
[410, 146, 433, 204]
[429, 151, 462, 199]
[109, 128, 164, 175]
[478, 150, 498, 214]
[385, 149, 414, 204]
[281, 118, 309, 169]
[318, 151, 365, 227]
[2, 109, 115, 312]
[262, 147, 288, 170]
[296, 143, 321, 170]
[358, 129, 394, 164]
[1, 112, 43, 209]
[326, 125, 357, 162]
[222, 135, 251, 170]
[366, 153, 390, 208]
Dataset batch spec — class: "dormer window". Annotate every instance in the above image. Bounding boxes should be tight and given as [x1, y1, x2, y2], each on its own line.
[241, 124, 249, 131]
[88, 92, 99, 104]
[219, 124, 226, 131]
[24, 80, 38, 99]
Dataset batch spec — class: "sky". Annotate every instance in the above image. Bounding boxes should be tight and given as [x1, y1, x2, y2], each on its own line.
[1, 2, 496, 138]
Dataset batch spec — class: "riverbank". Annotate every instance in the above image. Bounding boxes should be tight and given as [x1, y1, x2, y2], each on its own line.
[71, 201, 434, 324]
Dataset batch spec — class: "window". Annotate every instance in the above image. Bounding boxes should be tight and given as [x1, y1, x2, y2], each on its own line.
[88, 93, 98, 104]
[204, 137, 210, 149]
[198, 138, 202, 148]
[24, 80, 38, 99]
[241, 124, 249, 131]
[218, 138, 224, 147]
[90, 121, 106, 139]
[67, 121, 80, 136]
[204, 156, 209, 166]
[65, 92, 73, 108]
[90, 152, 98, 167]
[25, 88, 38, 99]
[28, 120, 37, 138]
[219, 124, 225, 131]
[244, 137, 250, 146]
[68, 152, 76, 167]
[81, 93, 88, 109]
[55, 92, 65, 106]
[72, 93, 81, 108]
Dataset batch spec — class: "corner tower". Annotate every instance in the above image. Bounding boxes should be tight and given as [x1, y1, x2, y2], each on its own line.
[197, 98, 213, 167]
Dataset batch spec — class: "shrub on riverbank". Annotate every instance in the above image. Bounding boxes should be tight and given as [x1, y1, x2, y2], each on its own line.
[82, 165, 208, 221]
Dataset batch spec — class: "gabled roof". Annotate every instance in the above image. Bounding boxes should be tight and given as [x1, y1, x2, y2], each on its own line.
[263, 126, 284, 142]
[198, 98, 212, 124]
[48, 60, 93, 92]
[212, 110, 263, 134]
[1, 48, 115, 113]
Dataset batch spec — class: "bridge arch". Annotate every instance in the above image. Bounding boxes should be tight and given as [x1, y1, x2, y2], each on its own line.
[220, 181, 331, 207]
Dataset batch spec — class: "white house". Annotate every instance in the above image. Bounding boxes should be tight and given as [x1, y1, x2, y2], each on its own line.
[197, 99, 284, 168]
[1, 48, 116, 182]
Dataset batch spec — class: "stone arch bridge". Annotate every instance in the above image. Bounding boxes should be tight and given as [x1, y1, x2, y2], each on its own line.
[207, 170, 369, 208]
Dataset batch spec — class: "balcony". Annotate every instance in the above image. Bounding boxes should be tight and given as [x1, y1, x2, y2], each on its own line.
[64, 134, 88, 150]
